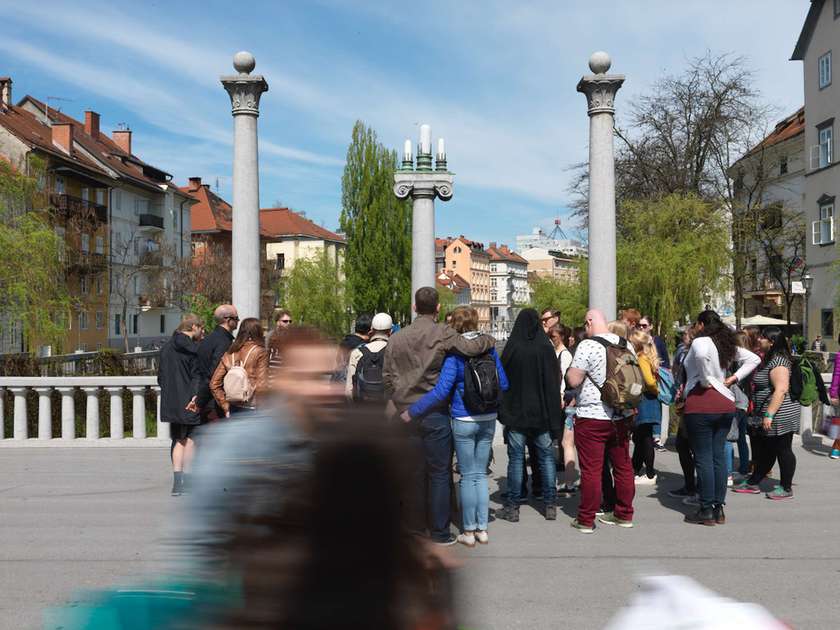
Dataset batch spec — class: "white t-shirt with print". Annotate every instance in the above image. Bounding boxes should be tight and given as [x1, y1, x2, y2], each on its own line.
[570, 333, 635, 421]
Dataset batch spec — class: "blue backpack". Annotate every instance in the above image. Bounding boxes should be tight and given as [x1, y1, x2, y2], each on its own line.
[657, 367, 677, 405]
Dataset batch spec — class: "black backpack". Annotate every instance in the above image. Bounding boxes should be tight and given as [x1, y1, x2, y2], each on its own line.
[462, 352, 501, 414]
[353, 344, 386, 401]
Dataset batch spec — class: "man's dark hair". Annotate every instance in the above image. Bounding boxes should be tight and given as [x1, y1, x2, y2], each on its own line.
[354, 313, 373, 335]
[414, 287, 439, 315]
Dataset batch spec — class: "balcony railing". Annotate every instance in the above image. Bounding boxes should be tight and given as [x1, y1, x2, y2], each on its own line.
[138, 213, 164, 230]
[65, 251, 107, 273]
[138, 250, 163, 267]
[138, 294, 167, 309]
[50, 193, 107, 224]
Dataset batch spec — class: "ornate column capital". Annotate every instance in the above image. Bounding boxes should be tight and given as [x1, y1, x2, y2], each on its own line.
[221, 51, 269, 116]
[393, 172, 455, 202]
[577, 74, 624, 116]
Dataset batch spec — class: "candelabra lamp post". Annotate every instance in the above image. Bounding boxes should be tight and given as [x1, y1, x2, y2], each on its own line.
[221, 51, 268, 320]
[577, 52, 624, 320]
[394, 124, 454, 317]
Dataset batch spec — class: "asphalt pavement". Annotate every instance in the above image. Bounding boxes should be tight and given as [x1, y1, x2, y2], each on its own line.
[1, 437, 838, 629]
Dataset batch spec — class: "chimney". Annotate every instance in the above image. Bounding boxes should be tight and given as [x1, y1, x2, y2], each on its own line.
[84, 111, 100, 138]
[489, 241, 497, 250]
[0, 77, 11, 107]
[112, 129, 132, 154]
[188, 176, 202, 191]
[52, 122, 74, 154]
[501, 244, 510, 254]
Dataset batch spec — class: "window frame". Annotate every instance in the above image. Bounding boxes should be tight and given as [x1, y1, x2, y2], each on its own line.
[79, 311, 89, 331]
[819, 51, 832, 89]
[821, 308, 835, 338]
[95, 311, 104, 330]
[812, 203, 835, 245]
[818, 123, 834, 168]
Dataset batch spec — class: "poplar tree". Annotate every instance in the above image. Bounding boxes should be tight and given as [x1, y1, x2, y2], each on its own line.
[340, 121, 412, 323]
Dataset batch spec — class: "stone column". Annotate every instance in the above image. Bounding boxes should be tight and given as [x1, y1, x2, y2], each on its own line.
[221, 51, 269, 320]
[10, 387, 27, 440]
[56, 387, 75, 439]
[152, 386, 169, 440]
[394, 125, 453, 316]
[128, 386, 147, 439]
[577, 52, 624, 321]
[0, 387, 5, 439]
[105, 387, 124, 440]
[34, 387, 52, 440]
[82, 387, 100, 439]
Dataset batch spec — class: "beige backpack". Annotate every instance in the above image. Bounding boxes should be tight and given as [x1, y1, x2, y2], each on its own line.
[223, 346, 258, 404]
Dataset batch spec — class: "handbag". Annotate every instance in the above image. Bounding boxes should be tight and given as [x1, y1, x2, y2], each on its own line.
[726, 416, 740, 442]
[821, 404, 840, 440]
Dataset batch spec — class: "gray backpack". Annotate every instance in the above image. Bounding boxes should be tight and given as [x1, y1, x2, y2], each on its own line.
[223, 346, 257, 404]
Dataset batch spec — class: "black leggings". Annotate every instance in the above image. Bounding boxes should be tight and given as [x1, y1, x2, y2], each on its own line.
[750, 432, 796, 491]
[632, 423, 656, 477]
[675, 430, 696, 493]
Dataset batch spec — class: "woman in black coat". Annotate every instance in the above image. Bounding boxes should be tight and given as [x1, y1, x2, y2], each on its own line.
[158, 314, 204, 495]
[497, 309, 563, 522]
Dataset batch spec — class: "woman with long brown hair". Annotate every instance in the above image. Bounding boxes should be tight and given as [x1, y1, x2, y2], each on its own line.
[210, 317, 269, 416]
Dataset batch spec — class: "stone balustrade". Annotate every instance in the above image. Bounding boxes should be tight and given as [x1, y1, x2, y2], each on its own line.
[0, 376, 168, 445]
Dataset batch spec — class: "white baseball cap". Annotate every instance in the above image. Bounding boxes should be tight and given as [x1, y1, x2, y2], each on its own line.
[371, 312, 393, 331]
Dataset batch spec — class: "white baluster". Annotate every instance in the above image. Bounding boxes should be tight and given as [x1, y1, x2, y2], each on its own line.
[10, 387, 27, 440]
[105, 387, 124, 440]
[0, 387, 5, 439]
[34, 387, 52, 440]
[56, 387, 76, 439]
[153, 386, 169, 440]
[128, 386, 146, 439]
[82, 386, 100, 439]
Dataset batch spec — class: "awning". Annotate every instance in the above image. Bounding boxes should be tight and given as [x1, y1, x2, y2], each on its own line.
[722, 315, 799, 327]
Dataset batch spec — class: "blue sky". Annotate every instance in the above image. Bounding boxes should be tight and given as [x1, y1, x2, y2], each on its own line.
[0, 0, 808, 248]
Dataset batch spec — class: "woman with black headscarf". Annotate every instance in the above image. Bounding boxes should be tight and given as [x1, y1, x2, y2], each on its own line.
[497, 308, 563, 522]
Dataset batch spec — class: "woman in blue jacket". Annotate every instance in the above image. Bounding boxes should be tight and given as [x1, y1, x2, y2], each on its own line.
[408, 306, 508, 547]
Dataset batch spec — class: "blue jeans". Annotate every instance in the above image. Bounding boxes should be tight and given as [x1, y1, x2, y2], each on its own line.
[408, 412, 453, 542]
[685, 412, 732, 509]
[506, 429, 556, 505]
[452, 419, 495, 531]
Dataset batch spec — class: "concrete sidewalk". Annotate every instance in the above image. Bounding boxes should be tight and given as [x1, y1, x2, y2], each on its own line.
[1, 439, 838, 629]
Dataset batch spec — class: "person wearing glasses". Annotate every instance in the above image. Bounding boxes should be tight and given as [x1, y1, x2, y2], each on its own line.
[540, 309, 559, 334]
[195, 304, 239, 421]
[267, 309, 294, 373]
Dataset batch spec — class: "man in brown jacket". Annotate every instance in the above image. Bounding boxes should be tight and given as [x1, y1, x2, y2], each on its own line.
[384, 286, 495, 545]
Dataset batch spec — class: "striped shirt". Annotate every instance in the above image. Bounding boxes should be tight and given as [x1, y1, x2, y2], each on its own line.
[753, 355, 801, 436]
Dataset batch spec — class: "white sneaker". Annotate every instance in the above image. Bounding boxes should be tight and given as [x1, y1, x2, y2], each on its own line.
[727, 475, 734, 487]
[475, 530, 489, 545]
[457, 532, 476, 548]
[635, 475, 656, 486]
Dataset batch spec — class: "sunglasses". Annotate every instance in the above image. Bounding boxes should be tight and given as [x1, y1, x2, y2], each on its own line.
[280, 319, 292, 324]
[638, 323, 650, 329]
[227, 316, 240, 322]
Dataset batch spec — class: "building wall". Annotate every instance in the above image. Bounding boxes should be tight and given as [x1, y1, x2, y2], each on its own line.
[801, 0, 840, 349]
[264, 238, 343, 274]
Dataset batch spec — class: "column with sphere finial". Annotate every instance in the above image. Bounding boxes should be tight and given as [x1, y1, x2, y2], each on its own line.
[577, 52, 624, 320]
[221, 52, 269, 320]
[394, 124, 454, 317]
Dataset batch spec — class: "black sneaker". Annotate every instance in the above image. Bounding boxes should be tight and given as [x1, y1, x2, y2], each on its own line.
[497, 505, 520, 523]
[544, 504, 557, 520]
[684, 508, 716, 526]
[171, 479, 183, 497]
[667, 487, 693, 498]
[713, 504, 726, 525]
[432, 534, 458, 546]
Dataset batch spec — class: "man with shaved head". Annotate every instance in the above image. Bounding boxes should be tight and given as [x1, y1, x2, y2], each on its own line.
[195, 304, 239, 420]
[565, 308, 637, 533]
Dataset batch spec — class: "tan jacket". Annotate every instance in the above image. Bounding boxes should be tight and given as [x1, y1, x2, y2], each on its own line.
[210, 341, 269, 414]
[383, 315, 495, 414]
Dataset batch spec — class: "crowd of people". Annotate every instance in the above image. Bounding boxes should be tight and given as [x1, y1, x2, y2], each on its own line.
[157, 290, 831, 544]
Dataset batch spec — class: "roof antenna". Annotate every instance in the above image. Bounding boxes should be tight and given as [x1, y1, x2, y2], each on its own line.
[44, 96, 72, 124]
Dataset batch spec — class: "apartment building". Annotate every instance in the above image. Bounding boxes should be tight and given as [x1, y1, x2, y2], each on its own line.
[0, 78, 111, 353]
[520, 247, 580, 284]
[486, 243, 530, 325]
[439, 236, 491, 329]
[15, 92, 193, 350]
[730, 108, 806, 324]
[792, 0, 840, 348]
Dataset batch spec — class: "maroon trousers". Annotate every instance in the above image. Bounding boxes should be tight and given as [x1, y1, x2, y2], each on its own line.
[574, 417, 635, 527]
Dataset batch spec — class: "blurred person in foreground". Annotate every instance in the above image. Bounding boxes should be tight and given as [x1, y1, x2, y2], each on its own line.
[50, 329, 459, 630]
[387, 286, 495, 546]
[158, 313, 204, 496]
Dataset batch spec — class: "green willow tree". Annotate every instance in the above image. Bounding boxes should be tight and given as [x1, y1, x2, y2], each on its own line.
[0, 157, 68, 351]
[617, 194, 730, 330]
[340, 121, 412, 323]
[279, 250, 347, 338]
[529, 260, 589, 326]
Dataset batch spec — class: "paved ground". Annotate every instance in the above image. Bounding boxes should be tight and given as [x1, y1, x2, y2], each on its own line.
[1, 438, 838, 629]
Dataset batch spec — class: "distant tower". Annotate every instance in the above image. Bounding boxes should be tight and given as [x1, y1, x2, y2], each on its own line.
[549, 217, 569, 241]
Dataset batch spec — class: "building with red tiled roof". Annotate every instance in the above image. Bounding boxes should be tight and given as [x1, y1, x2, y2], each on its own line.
[0, 76, 195, 352]
[438, 235, 491, 329]
[729, 107, 806, 325]
[436, 270, 471, 307]
[486, 243, 531, 325]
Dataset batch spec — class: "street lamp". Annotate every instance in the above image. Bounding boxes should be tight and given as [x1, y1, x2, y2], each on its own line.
[802, 273, 813, 348]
